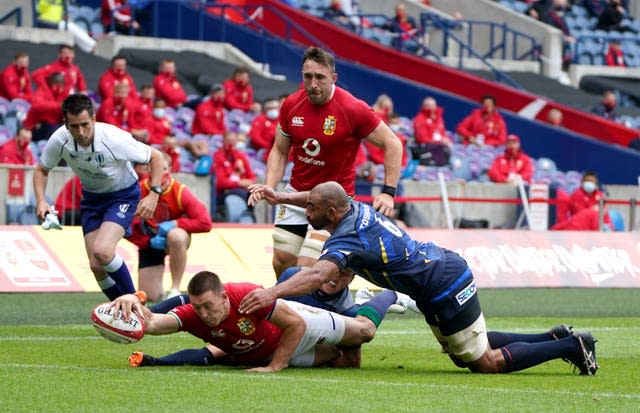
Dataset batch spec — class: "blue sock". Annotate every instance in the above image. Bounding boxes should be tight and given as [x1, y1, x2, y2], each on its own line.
[103, 255, 135, 294]
[500, 336, 578, 372]
[355, 290, 397, 327]
[487, 331, 554, 349]
[149, 294, 190, 313]
[151, 348, 214, 366]
[97, 276, 123, 301]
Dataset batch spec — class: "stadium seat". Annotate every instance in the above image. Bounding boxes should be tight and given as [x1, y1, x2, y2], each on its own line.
[8, 98, 30, 122]
[536, 157, 557, 173]
[0, 125, 12, 145]
[0, 97, 10, 118]
[449, 155, 472, 181]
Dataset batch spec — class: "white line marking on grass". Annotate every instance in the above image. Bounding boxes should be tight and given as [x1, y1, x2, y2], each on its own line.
[0, 336, 101, 341]
[2, 363, 639, 400]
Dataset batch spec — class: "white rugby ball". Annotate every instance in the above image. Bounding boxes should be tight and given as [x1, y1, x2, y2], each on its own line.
[91, 302, 145, 344]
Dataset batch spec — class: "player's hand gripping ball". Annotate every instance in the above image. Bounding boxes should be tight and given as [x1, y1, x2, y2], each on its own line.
[91, 303, 145, 344]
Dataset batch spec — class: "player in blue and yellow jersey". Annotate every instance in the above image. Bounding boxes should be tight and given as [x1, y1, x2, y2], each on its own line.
[240, 181, 599, 376]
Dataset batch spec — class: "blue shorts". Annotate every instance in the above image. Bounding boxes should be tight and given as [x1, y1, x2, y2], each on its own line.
[80, 183, 140, 236]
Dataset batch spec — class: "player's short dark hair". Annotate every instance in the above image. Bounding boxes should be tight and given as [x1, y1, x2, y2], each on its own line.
[303, 47, 335, 72]
[188, 271, 223, 296]
[62, 94, 95, 121]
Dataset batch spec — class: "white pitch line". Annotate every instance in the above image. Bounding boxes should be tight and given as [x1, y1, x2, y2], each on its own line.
[0, 336, 102, 341]
[2, 363, 639, 400]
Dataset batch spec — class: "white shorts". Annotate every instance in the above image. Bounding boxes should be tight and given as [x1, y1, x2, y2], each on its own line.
[429, 313, 489, 363]
[273, 184, 308, 226]
[283, 300, 346, 367]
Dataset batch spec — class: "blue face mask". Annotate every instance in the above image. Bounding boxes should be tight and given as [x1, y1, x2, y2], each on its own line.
[266, 109, 279, 120]
[582, 181, 596, 194]
[153, 108, 165, 118]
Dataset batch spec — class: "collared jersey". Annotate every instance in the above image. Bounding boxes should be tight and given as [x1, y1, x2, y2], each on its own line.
[39, 122, 150, 193]
[279, 86, 380, 194]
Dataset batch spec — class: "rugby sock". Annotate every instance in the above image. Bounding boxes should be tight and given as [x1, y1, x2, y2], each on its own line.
[103, 254, 136, 294]
[97, 276, 123, 301]
[150, 348, 215, 366]
[149, 294, 190, 313]
[500, 337, 577, 372]
[487, 331, 556, 349]
[355, 290, 398, 327]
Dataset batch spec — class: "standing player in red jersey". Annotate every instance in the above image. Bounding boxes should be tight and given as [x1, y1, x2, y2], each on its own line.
[249, 47, 403, 277]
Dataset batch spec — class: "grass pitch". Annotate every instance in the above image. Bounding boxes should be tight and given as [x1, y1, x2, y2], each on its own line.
[1, 289, 639, 413]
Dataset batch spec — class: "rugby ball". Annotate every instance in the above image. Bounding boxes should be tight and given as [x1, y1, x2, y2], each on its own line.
[91, 303, 145, 344]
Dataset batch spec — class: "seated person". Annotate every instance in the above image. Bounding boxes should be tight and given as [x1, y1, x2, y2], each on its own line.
[54, 176, 82, 225]
[412, 96, 451, 166]
[101, 0, 142, 35]
[223, 67, 254, 112]
[22, 72, 66, 143]
[153, 59, 186, 108]
[248, 98, 279, 161]
[456, 95, 507, 147]
[552, 171, 613, 231]
[0, 51, 32, 102]
[32, 44, 87, 96]
[98, 55, 139, 101]
[323, 0, 356, 31]
[487, 135, 534, 184]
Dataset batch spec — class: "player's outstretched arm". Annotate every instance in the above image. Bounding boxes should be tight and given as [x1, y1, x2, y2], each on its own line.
[111, 294, 179, 335]
[246, 300, 306, 373]
[247, 184, 309, 208]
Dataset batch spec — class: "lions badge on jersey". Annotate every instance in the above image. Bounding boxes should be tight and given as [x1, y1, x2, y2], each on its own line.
[277, 205, 287, 219]
[237, 318, 256, 335]
[323, 115, 337, 136]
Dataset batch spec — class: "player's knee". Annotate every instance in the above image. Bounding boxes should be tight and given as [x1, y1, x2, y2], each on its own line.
[91, 249, 113, 266]
[466, 351, 504, 374]
[166, 228, 189, 247]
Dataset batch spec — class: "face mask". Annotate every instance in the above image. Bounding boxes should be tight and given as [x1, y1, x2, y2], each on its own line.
[238, 123, 251, 134]
[16, 65, 26, 74]
[153, 108, 165, 118]
[52, 85, 64, 95]
[60, 56, 72, 65]
[266, 109, 279, 120]
[114, 97, 125, 106]
[235, 141, 247, 150]
[389, 124, 401, 133]
[582, 181, 596, 194]
[18, 139, 29, 150]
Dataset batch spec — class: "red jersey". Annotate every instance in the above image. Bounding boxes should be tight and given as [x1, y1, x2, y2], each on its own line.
[248, 113, 277, 160]
[22, 86, 65, 129]
[191, 98, 226, 136]
[148, 115, 172, 146]
[487, 150, 534, 184]
[55, 176, 82, 215]
[222, 78, 254, 111]
[456, 108, 507, 147]
[32, 59, 87, 96]
[153, 72, 186, 108]
[129, 97, 153, 131]
[0, 138, 34, 165]
[213, 146, 256, 194]
[97, 68, 138, 101]
[170, 283, 281, 364]
[0, 63, 32, 101]
[605, 46, 625, 67]
[279, 86, 381, 194]
[96, 96, 137, 130]
[413, 107, 447, 144]
[101, 0, 133, 28]
[569, 187, 606, 215]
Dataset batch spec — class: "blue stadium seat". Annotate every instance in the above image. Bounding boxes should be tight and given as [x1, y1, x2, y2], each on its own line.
[0, 125, 12, 145]
[536, 157, 557, 172]
[8, 98, 30, 122]
[449, 155, 472, 181]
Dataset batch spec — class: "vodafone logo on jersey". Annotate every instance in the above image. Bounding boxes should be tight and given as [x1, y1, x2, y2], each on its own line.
[302, 137, 321, 156]
[292, 116, 304, 126]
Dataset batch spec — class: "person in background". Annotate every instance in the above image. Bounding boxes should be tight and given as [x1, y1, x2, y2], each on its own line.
[127, 154, 212, 301]
[32, 44, 87, 96]
[546, 108, 564, 127]
[153, 59, 186, 108]
[323, 0, 356, 31]
[55, 176, 82, 225]
[552, 171, 613, 231]
[35, 0, 97, 53]
[604, 40, 626, 66]
[371, 94, 394, 124]
[248, 98, 280, 161]
[0, 127, 36, 224]
[192, 83, 226, 137]
[22, 72, 66, 143]
[487, 134, 534, 184]
[101, 0, 142, 35]
[591, 90, 618, 121]
[223, 67, 254, 112]
[412, 96, 451, 166]
[456, 95, 508, 146]
[98, 55, 139, 101]
[214, 131, 256, 223]
[596, 0, 635, 33]
[96, 83, 136, 131]
[0, 126, 35, 166]
[0, 51, 32, 102]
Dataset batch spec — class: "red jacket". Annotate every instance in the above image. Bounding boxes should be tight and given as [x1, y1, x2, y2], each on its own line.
[552, 187, 612, 231]
[487, 150, 534, 184]
[213, 146, 256, 194]
[223, 78, 254, 111]
[96, 96, 137, 130]
[0, 63, 32, 101]
[605, 46, 626, 67]
[32, 59, 87, 96]
[413, 107, 447, 144]
[248, 113, 276, 160]
[97, 68, 138, 101]
[192, 98, 226, 135]
[55, 176, 82, 215]
[0, 138, 34, 165]
[456, 108, 507, 146]
[22, 86, 66, 129]
[127, 177, 212, 249]
[101, 0, 133, 28]
[153, 72, 187, 108]
[148, 115, 173, 146]
[129, 96, 153, 132]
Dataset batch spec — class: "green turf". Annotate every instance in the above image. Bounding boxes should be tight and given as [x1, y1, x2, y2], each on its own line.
[1, 290, 639, 412]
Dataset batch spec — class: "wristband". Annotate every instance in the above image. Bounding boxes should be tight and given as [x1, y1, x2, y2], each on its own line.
[381, 185, 396, 197]
[134, 290, 148, 305]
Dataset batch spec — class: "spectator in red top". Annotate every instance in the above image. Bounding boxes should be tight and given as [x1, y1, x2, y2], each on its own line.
[384, 2, 420, 50]
[248, 98, 279, 161]
[371, 94, 394, 124]
[223, 67, 254, 112]
[0, 126, 34, 166]
[214, 131, 257, 223]
[413, 96, 449, 145]
[129, 84, 155, 137]
[102, 0, 141, 35]
[127, 154, 212, 301]
[552, 171, 613, 231]
[22, 72, 66, 142]
[145, 99, 172, 146]
[55, 176, 82, 225]
[96, 83, 136, 130]
[0, 51, 32, 102]
[32, 44, 87, 96]
[97, 55, 138, 101]
[487, 134, 534, 184]
[546, 108, 564, 127]
[456, 95, 508, 146]
[605, 40, 626, 66]
[153, 59, 187, 108]
[192, 83, 226, 136]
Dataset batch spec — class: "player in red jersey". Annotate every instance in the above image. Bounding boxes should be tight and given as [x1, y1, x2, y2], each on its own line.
[249, 47, 403, 277]
[113, 270, 395, 371]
